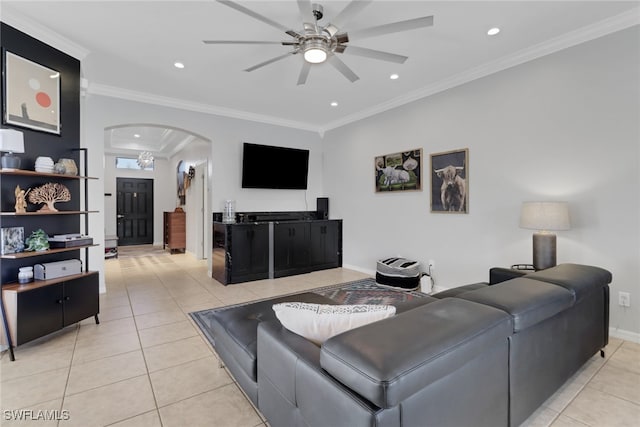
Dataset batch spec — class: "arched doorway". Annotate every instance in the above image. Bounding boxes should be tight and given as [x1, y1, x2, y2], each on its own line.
[104, 124, 211, 259]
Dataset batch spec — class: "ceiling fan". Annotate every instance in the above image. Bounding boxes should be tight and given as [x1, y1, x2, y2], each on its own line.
[204, 0, 434, 85]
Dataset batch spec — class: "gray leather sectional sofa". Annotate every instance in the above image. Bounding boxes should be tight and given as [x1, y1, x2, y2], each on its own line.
[201, 263, 611, 427]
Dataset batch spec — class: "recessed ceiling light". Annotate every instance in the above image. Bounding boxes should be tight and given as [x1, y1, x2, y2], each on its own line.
[133, 134, 141, 138]
[390, 73, 399, 80]
[330, 101, 338, 107]
[487, 27, 500, 36]
[174, 62, 185, 69]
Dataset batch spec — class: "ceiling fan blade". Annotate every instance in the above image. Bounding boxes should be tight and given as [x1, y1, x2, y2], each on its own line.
[217, 0, 301, 38]
[244, 52, 294, 72]
[348, 16, 434, 40]
[297, 0, 315, 23]
[203, 40, 295, 45]
[330, 0, 373, 30]
[327, 55, 359, 83]
[341, 45, 407, 64]
[297, 62, 311, 86]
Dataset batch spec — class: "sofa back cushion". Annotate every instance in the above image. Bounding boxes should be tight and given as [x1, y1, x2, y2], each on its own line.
[457, 278, 574, 332]
[524, 263, 612, 302]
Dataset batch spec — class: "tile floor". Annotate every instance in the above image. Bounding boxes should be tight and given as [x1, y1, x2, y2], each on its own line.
[1, 247, 638, 426]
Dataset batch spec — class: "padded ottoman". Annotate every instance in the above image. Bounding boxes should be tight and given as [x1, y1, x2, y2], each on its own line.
[205, 292, 335, 405]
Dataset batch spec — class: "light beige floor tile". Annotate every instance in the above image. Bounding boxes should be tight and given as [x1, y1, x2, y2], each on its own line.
[98, 304, 134, 322]
[587, 364, 640, 404]
[72, 331, 141, 365]
[66, 350, 147, 395]
[60, 375, 156, 427]
[99, 295, 131, 309]
[0, 398, 63, 427]
[134, 309, 188, 330]
[544, 374, 589, 413]
[128, 289, 173, 305]
[158, 383, 262, 427]
[1, 368, 69, 410]
[607, 342, 640, 375]
[76, 316, 137, 342]
[149, 356, 233, 407]
[138, 320, 198, 348]
[107, 410, 162, 427]
[561, 385, 640, 426]
[143, 336, 212, 372]
[131, 297, 181, 316]
[550, 414, 590, 427]
[0, 344, 74, 382]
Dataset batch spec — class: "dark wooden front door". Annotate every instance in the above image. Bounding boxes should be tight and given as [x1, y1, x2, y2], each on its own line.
[116, 178, 154, 246]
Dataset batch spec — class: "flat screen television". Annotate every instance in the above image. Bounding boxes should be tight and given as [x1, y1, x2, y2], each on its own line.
[241, 143, 310, 190]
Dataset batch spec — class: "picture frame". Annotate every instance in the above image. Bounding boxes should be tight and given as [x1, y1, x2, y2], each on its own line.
[375, 148, 422, 192]
[2, 50, 61, 135]
[430, 148, 469, 213]
[1, 226, 25, 255]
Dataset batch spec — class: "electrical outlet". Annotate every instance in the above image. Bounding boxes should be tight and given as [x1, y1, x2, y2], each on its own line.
[618, 292, 631, 307]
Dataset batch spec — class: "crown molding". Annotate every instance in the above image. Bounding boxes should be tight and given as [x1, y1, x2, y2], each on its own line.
[319, 8, 640, 134]
[0, 8, 90, 60]
[87, 83, 321, 134]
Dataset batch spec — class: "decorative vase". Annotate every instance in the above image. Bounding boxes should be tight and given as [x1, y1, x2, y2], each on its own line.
[18, 266, 34, 284]
[59, 158, 78, 176]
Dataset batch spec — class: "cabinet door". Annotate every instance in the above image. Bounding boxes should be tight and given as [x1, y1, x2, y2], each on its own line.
[63, 274, 99, 327]
[16, 284, 64, 345]
[212, 223, 229, 284]
[230, 224, 269, 283]
[274, 222, 309, 277]
[310, 221, 341, 269]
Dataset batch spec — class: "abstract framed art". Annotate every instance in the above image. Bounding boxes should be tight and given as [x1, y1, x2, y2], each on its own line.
[375, 149, 422, 192]
[2, 50, 61, 134]
[430, 148, 469, 213]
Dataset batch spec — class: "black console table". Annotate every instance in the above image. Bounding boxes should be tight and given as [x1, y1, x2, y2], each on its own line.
[212, 211, 342, 285]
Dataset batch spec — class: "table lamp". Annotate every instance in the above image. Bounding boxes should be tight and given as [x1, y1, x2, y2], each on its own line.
[0, 129, 25, 170]
[519, 201, 570, 270]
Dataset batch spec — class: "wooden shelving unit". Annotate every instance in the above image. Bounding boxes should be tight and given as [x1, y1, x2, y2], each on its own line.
[0, 245, 99, 260]
[0, 210, 99, 216]
[1, 150, 99, 361]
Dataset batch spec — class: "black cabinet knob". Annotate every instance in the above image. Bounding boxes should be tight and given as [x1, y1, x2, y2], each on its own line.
[65, 296, 71, 301]
[56, 299, 63, 304]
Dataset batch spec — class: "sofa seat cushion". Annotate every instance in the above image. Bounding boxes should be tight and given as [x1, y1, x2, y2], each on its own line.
[320, 298, 512, 409]
[524, 263, 612, 302]
[208, 292, 335, 381]
[457, 278, 574, 332]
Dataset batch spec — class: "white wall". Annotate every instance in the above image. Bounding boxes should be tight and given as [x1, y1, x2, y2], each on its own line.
[83, 95, 325, 286]
[323, 27, 640, 337]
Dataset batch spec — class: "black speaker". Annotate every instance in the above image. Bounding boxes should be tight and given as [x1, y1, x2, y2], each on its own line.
[317, 197, 329, 219]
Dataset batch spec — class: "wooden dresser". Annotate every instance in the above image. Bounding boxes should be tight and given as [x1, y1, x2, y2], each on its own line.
[163, 210, 186, 253]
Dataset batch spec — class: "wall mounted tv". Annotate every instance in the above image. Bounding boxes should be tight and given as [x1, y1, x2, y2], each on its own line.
[242, 143, 310, 190]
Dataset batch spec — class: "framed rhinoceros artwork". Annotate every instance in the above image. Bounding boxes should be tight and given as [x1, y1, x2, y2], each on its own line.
[375, 148, 422, 193]
[430, 148, 469, 213]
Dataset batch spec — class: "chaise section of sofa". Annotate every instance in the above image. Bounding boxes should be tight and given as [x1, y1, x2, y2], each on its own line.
[258, 298, 513, 427]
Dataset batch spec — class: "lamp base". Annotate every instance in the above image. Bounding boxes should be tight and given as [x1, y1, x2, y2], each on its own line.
[1, 153, 21, 169]
[532, 232, 556, 270]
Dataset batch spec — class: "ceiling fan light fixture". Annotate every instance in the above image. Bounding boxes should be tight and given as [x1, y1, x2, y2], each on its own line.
[304, 47, 327, 64]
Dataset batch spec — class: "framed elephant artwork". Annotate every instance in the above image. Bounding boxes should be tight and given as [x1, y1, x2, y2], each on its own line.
[430, 148, 468, 213]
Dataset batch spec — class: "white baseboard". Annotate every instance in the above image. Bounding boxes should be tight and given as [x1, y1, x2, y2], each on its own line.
[609, 327, 640, 343]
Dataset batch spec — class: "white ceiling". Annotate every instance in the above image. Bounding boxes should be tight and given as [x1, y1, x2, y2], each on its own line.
[2, 1, 639, 154]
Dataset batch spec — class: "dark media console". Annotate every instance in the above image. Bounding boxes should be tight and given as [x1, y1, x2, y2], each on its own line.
[212, 210, 342, 285]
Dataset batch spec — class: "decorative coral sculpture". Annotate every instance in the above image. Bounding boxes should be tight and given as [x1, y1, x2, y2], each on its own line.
[28, 182, 71, 212]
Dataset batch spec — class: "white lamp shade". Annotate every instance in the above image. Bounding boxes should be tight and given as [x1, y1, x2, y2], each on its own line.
[520, 201, 570, 231]
[0, 129, 25, 153]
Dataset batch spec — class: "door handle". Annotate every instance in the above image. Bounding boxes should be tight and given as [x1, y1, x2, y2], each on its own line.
[117, 214, 125, 219]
